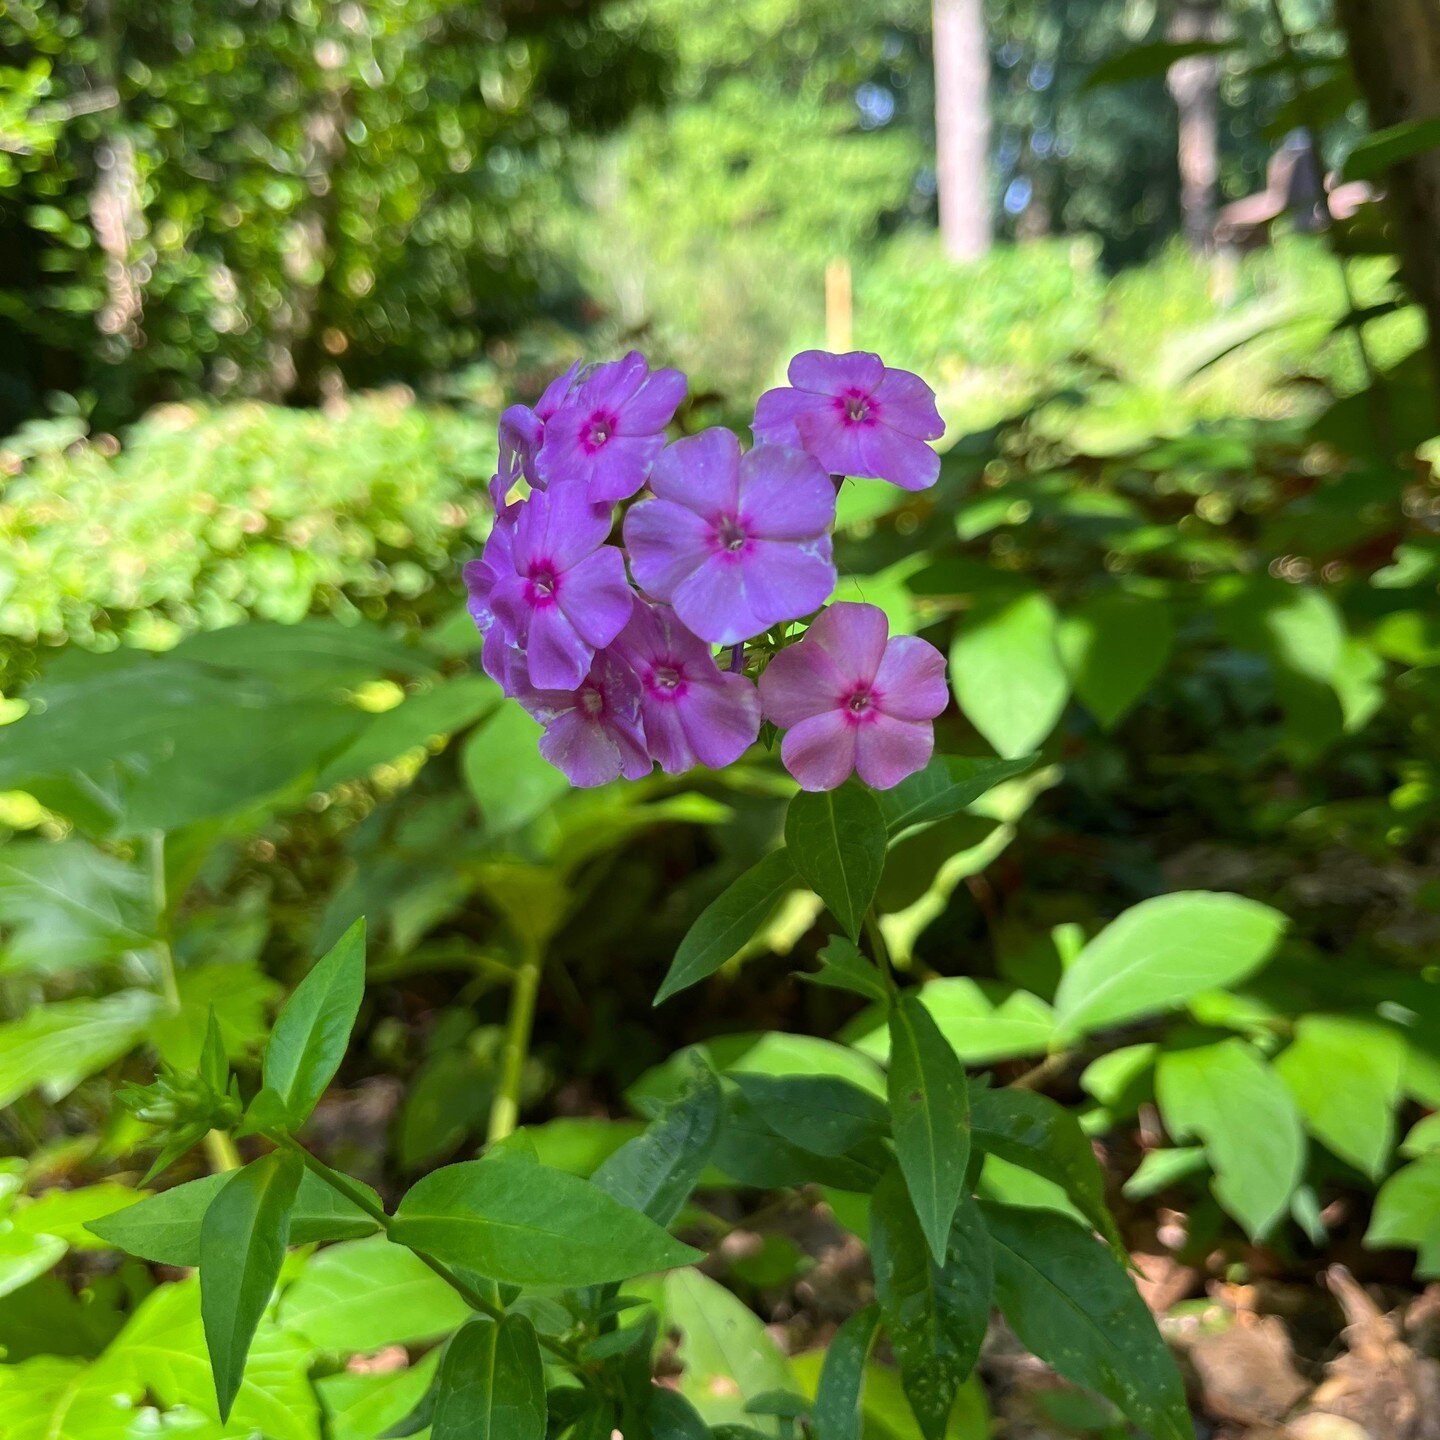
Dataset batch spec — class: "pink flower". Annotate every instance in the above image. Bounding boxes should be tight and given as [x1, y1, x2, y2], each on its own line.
[758, 602, 949, 792]
[623, 428, 836, 647]
[517, 651, 651, 788]
[615, 602, 761, 773]
[489, 486, 633, 691]
[496, 360, 583, 490]
[535, 351, 686, 503]
[753, 350, 945, 491]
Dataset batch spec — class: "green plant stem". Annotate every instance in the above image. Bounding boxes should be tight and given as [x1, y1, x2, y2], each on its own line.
[270, 1133, 584, 1366]
[146, 831, 182, 1012]
[204, 1130, 242, 1172]
[488, 942, 543, 1142]
[863, 909, 900, 998]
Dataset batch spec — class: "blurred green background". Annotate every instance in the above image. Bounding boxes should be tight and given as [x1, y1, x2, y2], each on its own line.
[4, 0, 1440, 1435]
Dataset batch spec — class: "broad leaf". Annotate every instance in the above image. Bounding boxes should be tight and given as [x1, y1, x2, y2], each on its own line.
[0, 1230, 67, 1301]
[732, 1072, 889, 1159]
[258, 917, 366, 1130]
[391, 1156, 700, 1286]
[812, 1304, 879, 1440]
[949, 592, 1068, 759]
[592, 1062, 722, 1225]
[970, 1087, 1122, 1257]
[877, 756, 1038, 840]
[1156, 1038, 1305, 1240]
[1053, 892, 1286, 1040]
[1057, 594, 1172, 729]
[0, 1355, 142, 1440]
[888, 993, 971, 1264]
[1367, 1157, 1440, 1277]
[199, 1149, 303, 1421]
[317, 1351, 440, 1440]
[463, 706, 569, 835]
[89, 1167, 379, 1266]
[871, 1169, 991, 1440]
[656, 850, 798, 1004]
[982, 1201, 1192, 1440]
[432, 1315, 546, 1440]
[785, 784, 887, 940]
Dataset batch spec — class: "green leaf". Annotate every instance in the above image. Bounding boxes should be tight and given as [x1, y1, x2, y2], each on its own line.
[1273, 1015, 1404, 1178]
[89, 1167, 379, 1265]
[949, 592, 1069, 759]
[9, 1182, 140, 1249]
[0, 1229, 68, 1301]
[318, 1351, 440, 1440]
[871, 1169, 991, 1440]
[432, 1315, 546, 1440]
[199, 1149, 303, 1421]
[1052, 892, 1286, 1040]
[592, 1062, 722, 1225]
[982, 1201, 1191, 1440]
[970, 1087, 1123, 1257]
[1343, 116, 1440, 182]
[648, 1387, 712, 1440]
[259, 917, 367, 1130]
[1366, 1157, 1440, 1277]
[665, 1269, 795, 1427]
[1083, 37, 1240, 89]
[280, 1235, 473, 1350]
[801, 935, 891, 1003]
[1122, 1148, 1208, 1201]
[0, 1355, 142, 1440]
[713, 1090, 887, 1192]
[812, 1304, 880, 1440]
[655, 850, 798, 1005]
[391, 1156, 701, 1286]
[1156, 1039, 1305, 1240]
[876, 756, 1038, 840]
[731, 1072, 889, 1159]
[0, 990, 161, 1110]
[1057, 595, 1172, 729]
[784, 784, 887, 940]
[463, 706, 569, 835]
[150, 960, 281, 1071]
[888, 993, 971, 1264]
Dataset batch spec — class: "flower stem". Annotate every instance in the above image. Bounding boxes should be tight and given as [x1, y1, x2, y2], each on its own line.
[863, 908, 900, 999]
[488, 942, 543, 1142]
[204, 1130, 242, 1172]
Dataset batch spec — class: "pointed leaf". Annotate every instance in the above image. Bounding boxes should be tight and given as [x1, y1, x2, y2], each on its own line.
[391, 1156, 701, 1287]
[877, 755, 1038, 839]
[431, 1315, 546, 1440]
[655, 850, 797, 1005]
[801, 935, 890, 1003]
[888, 993, 971, 1264]
[981, 1201, 1192, 1440]
[784, 784, 886, 940]
[731, 1073, 889, 1159]
[871, 1169, 992, 1440]
[200, 1150, 302, 1421]
[261, 918, 367, 1129]
[812, 1304, 880, 1440]
[1058, 595, 1173, 729]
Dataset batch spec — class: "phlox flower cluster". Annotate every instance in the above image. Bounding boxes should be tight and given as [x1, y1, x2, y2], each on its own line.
[465, 348, 950, 792]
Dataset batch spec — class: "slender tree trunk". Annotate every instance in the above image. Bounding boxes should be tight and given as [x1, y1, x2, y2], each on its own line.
[1167, 0, 1224, 254]
[1333, 0, 1440, 383]
[933, 0, 991, 260]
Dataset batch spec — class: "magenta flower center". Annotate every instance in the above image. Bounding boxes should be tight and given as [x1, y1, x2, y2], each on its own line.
[838, 390, 877, 426]
[582, 411, 617, 452]
[714, 514, 751, 555]
[525, 562, 560, 608]
[842, 684, 881, 725]
[647, 661, 689, 702]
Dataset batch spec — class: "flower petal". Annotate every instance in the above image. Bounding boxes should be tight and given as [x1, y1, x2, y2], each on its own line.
[541, 711, 629, 787]
[648, 428, 742, 516]
[624, 499, 713, 601]
[573, 350, 648, 412]
[679, 672, 762, 769]
[795, 407, 871, 479]
[618, 367, 687, 433]
[857, 423, 941, 491]
[854, 713, 935, 790]
[758, 635, 848, 728]
[672, 555, 768, 646]
[874, 367, 945, 440]
[733, 538, 836, 631]
[780, 710, 858, 791]
[526, 605, 593, 691]
[874, 635, 950, 722]
[802, 601, 890, 687]
[739, 444, 836, 540]
[789, 349, 885, 397]
[585, 433, 666, 504]
[752, 386, 829, 449]
[557, 546, 634, 648]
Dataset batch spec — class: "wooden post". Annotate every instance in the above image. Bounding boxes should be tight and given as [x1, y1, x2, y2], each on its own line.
[825, 259, 853, 354]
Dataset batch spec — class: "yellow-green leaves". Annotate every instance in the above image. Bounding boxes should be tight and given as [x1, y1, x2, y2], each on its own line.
[887, 993, 971, 1265]
[431, 1315, 546, 1440]
[253, 919, 367, 1132]
[785, 785, 886, 941]
[199, 1150, 302, 1422]
[391, 1156, 701, 1287]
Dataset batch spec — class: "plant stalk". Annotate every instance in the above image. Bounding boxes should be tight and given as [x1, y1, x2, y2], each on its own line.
[863, 909, 900, 998]
[488, 942, 543, 1142]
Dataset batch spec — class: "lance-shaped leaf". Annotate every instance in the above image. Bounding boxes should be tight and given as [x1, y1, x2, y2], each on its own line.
[871, 1169, 992, 1440]
[391, 1156, 700, 1287]
[981, 1201, 1193, 1440]
[655, 850, 797, 1005]
[812, 1304, 880, 1440]
[200, 1149, 303, 1422]
[256, 918, 367, 1130]
[784, 784, 886, 940]
[731, 1073, 889, 1159]
[90, 1167, 380, 1266]
[431, 1315, 546, 1440]
[592, 1061, 723, 1225]
[800, 935, 890, 1003]
[888, 992, 971, 1264]
[876, 755, 1037, 840]
[970, 1086, 1123, 1258]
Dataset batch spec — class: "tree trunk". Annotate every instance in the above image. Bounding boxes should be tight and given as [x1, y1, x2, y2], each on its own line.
[1333, 0, 1440, 382]
[1167, 0, 1224, 254]
[933, 0, 991, 261]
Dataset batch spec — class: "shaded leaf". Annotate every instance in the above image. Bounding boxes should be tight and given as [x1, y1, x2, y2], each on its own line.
[432, 1315, 546, 1440]
[785, 784, 887, 940]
